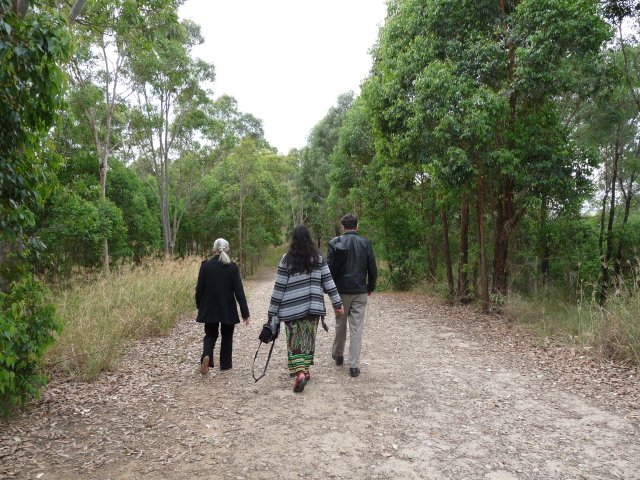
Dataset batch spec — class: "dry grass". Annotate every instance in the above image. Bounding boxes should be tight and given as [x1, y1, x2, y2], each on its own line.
[45, 258, 202, 379]
[596, 293, 640, 364]
[504, 288, 640, 365]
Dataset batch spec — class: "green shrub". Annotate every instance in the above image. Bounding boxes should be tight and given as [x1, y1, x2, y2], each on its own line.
[0, 276, 61, 416]
[40, 191, 131, 272]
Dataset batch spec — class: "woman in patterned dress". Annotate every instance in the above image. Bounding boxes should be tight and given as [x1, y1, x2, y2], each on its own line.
[267, 226, 344, 392]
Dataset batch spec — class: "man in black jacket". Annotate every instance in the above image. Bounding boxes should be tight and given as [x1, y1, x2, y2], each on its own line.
[327, 213, 377, 377]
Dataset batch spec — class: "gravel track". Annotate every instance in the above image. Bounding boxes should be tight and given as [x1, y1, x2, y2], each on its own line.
[1, 267, 638, 479]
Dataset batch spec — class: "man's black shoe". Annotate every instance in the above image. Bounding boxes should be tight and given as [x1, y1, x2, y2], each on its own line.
[332, 354, 344, 366]
[350, 367, 360, 377]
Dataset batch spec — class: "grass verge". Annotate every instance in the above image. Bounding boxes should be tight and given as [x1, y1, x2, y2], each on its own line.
[45, 258, 200, 379]
[503, 289, 640, 365]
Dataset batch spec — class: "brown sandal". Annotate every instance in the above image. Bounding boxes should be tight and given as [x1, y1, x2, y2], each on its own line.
[293, 372, 307, 392]
[200, 356, 210, 375]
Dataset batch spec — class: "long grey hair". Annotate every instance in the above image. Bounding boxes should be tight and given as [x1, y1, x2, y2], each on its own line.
[213, 238, 231, 265]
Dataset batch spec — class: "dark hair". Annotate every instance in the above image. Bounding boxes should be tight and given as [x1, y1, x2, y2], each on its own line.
[340, 213, 358, 230]
[284, 225, 320, 274]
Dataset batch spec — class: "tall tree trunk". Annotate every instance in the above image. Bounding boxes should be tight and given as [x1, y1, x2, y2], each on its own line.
[477, 160, 489, 313]
[419, 178, 437, 281]
[97, 40, 120, 274]
[600, 133, 620, 304]
[614, 173, 636, 280]
[159, 175, 172, 256]
[441, 208, 455, 298]
[426, 207, 438, 280]
[164, 163, 173, 256]
[492, 178, 515, 294]
[101, 237, 109, 274]
[98, 146, 110, 274]
[540, 195, 550, 286]
[73, 43, 123, 274]
[155, 160, 172, 257]
[614, 193, 632, 279]
[157, 136, 172, 257]
[597, 186, 609, 300]
[140, 86, 172, 257]
[457, 192, 470, 299]
[99, 156, 109, 274]
[492, 0, 518, 295]
[171, 203, 186, 255]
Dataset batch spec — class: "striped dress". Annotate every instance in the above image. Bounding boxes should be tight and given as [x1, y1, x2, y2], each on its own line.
[268, 255, 342, 374]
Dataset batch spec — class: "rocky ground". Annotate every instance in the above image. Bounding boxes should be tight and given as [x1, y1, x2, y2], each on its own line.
[1, 267, 639, 479]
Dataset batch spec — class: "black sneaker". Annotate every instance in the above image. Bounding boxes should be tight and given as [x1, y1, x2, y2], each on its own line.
[332, 354, 344, 366]
[350, 367, 360, 377]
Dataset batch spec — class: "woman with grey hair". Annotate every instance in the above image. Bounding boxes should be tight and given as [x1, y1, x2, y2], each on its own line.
[195, 238, 250, 373]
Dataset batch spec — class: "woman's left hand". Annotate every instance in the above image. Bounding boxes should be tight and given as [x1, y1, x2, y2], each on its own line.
[243, 317, 250, 326]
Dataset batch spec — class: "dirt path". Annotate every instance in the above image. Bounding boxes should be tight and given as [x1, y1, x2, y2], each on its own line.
[1, 268, 639, 479]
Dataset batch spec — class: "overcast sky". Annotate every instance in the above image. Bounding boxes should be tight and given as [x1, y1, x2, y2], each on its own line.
[178, 0, 388, 154]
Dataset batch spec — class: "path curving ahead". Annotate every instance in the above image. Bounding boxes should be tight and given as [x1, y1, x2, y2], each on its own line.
[1, 268, 639, 479]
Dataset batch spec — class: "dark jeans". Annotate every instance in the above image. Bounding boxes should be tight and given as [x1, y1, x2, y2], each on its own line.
[201, 322, 235, 370]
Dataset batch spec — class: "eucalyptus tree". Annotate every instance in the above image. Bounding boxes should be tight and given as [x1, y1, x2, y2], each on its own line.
[171, 94, 266, 256]
[362, 0, 609, 306]
[328, 96, 376, 223]
[596, 4, 640, 298]
[66, 0, 150, 272]
[195, 138, 286, 273]
[283, 149, 305, 229]
[329, 91, 436, 290]
[127, 11, 215, 256]
[299, 92, 354, 245]
[574, 47, 640, 301]
[202, 94, 264, 165]
[493, 1, 608, 294]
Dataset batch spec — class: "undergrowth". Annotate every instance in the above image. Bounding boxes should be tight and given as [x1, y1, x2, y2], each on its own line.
[45, 258, 201, 379]
[503, 286, 640, 365]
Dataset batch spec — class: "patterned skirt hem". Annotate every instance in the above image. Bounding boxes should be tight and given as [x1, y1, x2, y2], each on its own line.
[287, 354, 314, 374]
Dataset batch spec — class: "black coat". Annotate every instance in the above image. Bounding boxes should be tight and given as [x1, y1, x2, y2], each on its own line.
[195, 256, 250, 325]
[327, 232, 377, 294]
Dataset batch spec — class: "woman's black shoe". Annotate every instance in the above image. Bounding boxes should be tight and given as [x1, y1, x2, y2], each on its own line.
[332, 354, 344, 366]
[349, 367, 360, 377]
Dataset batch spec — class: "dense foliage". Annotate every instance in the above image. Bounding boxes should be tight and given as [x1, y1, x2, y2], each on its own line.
[0, 0, 288, 413]
[3, 0, 640, 411]
[304, 1, 639, 308]
[0, 1, 69, 414]
[31, 0, 289, 276]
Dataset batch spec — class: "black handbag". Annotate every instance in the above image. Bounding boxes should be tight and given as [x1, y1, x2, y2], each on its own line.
[258, 315, 280, 343]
